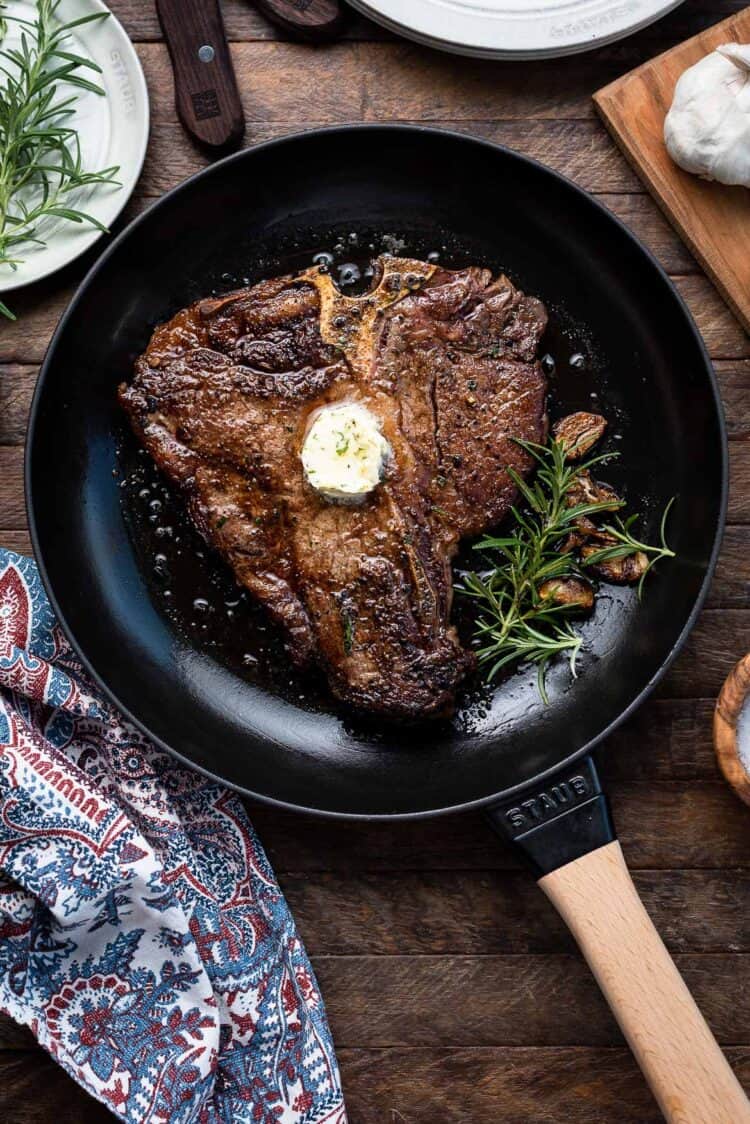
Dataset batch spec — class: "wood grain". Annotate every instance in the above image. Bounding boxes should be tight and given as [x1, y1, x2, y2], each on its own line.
[0, 366, 36, 445]
[0, 530, 30, 554]
[594, 7, 750, 333]
[136, 41, 633, 123]
[337, 1045, 750, 1124]
[541, 843, 750, 1121]
[279, 868, 750, 955]
[312, 952, 750, 1047]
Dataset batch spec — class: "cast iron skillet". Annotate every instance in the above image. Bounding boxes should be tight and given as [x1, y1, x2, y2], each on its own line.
[27, 127, 743, 1118]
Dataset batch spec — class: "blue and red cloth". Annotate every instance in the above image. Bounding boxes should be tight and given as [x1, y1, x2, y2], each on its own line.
[0, 547, 346, 1123]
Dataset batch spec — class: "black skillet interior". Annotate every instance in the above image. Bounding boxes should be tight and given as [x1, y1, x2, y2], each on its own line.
[27, 126, 725, 818]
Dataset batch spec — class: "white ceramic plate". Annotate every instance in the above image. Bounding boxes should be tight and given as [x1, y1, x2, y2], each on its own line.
[0, 0, 149, 293]
[348, 0, 686, 59]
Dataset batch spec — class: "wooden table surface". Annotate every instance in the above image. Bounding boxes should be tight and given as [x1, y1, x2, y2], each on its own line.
[2, 1, 750, 1120]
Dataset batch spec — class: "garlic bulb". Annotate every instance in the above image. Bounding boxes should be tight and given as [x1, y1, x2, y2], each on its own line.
[664, 43, 750, 187]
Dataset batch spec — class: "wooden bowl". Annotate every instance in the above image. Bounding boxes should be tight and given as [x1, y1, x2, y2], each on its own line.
[714, 653, 750, 807]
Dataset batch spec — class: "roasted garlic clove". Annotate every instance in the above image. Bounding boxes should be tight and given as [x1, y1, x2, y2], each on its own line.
[565, 470, 621, 512]
[553, 412, 607, 461]
[538, 577, 594, 613]
[581, 545, 649, 584]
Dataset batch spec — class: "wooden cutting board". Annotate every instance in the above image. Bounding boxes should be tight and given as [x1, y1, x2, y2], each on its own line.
[594, 7, 750, 334]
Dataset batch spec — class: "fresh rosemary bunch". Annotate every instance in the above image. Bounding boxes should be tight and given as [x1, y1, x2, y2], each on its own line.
[0, 0, 120, 320]
[461, 438, 674, 702]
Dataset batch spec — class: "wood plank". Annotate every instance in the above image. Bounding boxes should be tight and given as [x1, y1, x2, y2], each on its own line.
[336, 1045, 750, 1124]
[710, 526, 750, 605]
[730, 444, 750, 522]
[0, 1041, 748, 1122]
[0, 1044, 649, 1124]
[0, 530, 31, 555]
[728, 442, 750, 521]
[595, 7, 750, 333]
[131, 37, 750, 133]
[247, 781, 750, 873]
[717, 360, 750, 440]
[281, 869, 750, 955]
[0, 366, 37, 445]
[135, 42, 648, 125]
[0, 449, 24, 526]
[311, 954, 750, 1046]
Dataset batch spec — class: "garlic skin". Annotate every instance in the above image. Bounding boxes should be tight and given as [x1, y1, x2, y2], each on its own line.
[664, 43, 750, 188]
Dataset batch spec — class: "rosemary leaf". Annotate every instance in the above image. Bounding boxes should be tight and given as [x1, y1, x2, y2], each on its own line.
[581, 495, 676, 598]
[0, 0, 122, 320]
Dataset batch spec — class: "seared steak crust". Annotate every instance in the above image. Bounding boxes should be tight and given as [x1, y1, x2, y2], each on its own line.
[119, 257, 548, 718]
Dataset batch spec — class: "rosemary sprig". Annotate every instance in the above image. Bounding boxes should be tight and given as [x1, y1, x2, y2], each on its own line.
[580, 496, 675, 596]
[461, 438, 674, 702]
[0, 0, 121, 320]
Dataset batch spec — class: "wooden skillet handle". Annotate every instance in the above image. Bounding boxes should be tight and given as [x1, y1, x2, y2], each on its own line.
[541, 841, 750, 1123]
[487, 756, 750, 1123]
[156, 0, 245, 150]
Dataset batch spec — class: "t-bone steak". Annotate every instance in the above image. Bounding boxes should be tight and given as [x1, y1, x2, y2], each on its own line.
[119, 256, 548, 718]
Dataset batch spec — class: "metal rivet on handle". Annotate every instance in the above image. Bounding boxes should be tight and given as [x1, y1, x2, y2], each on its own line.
[198, 44, 215, 63]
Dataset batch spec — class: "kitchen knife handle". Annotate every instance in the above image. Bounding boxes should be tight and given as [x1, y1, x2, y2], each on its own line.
[541, 841, 750, 1124]
[252, 0, 346, 42]
[156, 0, 245, 150]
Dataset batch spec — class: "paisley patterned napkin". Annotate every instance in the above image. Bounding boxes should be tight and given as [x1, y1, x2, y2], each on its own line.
[0, 548, 346, 1124]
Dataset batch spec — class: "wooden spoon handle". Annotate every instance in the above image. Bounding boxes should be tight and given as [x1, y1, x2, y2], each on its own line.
[541, 841, 750, 1123]
[156, 0, 245, 150]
